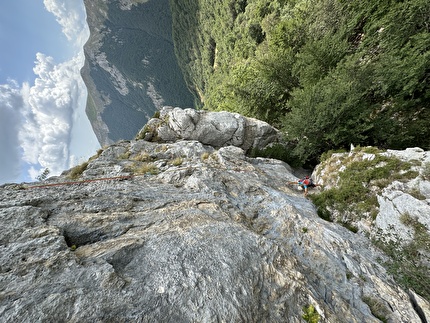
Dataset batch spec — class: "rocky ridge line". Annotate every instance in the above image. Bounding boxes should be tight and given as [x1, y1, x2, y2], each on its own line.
[1, 108, 429, 322]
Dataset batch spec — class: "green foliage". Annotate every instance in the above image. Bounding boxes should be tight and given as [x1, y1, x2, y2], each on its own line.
[407, 188, 427, 201]
[89, 149, 104, 162]
[118, 151, 131, 160]
[302, 304, 320, 323]
[340, 221, 358, 233]
[373, 218, 430, 301]
[314, 149, 429, 300]
[152, 110, 161, 119]
[422, 162, 430, 180]
[319, 149, 347, 163]
[249, 143, 301, 166]
[170, 0, 430, 167]
[310, 151, 418, 220]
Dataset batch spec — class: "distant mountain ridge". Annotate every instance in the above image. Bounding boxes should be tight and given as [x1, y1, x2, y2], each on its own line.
[81, 0, 194, 146]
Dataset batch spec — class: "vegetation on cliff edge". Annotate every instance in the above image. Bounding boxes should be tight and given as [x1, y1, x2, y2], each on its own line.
[170, 0, 430, 167]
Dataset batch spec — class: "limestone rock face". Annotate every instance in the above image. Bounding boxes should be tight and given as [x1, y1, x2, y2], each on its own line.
[139, 106, 281, 152]
[376, 148, 430, 243]
[313, 146, 430, 316]
[313, 147, 430, 243]
[1, 128, 429, 321]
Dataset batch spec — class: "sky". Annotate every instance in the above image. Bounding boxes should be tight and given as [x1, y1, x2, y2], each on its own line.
[0, 0, 100, 185]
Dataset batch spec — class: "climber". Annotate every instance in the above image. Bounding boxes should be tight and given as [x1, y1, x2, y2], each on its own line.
[288, 176, 320, 196]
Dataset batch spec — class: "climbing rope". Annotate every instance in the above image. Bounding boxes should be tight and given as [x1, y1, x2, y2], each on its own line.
[24, 175, 135, 189]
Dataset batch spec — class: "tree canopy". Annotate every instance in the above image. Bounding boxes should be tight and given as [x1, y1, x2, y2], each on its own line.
[170, 0, 430, 165]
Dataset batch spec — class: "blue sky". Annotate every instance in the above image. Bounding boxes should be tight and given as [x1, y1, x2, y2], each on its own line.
[0, 1, 70, 83]
[0, 0, 100, 184]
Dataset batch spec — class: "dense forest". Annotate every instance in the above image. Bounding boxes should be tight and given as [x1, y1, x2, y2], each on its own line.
[169, 0, 430, 166]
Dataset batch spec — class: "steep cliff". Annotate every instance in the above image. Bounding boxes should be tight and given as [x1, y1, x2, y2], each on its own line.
[1, 109, 428, 322]
[81, 0, 194, 146]
[170, 0, 430, 165]
[313, 146, 430, 304]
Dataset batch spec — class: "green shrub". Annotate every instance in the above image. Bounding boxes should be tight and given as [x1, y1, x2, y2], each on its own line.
[302, 304, 320, 323]
[88, 149, 104, 162]
[373, 214, 430, 301]
[422, 162, 430, 180]
[310, 194, 333, 222]
[407, 188, 426, 200]
[359, 146, 384, 154]
[340, 221, 358, 233]
[136, 124, 155, 141]
[311, 152, 419, 221]
[249, 143, 301, 167]
[319, 149, 347, 163]
[153, 110, 160, 119]
[118, 151, 131, 160]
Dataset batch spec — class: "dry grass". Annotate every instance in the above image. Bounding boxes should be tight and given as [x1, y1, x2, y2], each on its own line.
[132, 162, 159, 175]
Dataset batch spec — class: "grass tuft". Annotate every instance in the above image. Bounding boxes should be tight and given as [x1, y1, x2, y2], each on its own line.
[132, 162, 159, 175]
[67, 162, 89, 180]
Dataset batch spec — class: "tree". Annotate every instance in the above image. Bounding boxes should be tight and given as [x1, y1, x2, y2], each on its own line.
[171, 0, 430, 166]
[36, 168, 50, 182]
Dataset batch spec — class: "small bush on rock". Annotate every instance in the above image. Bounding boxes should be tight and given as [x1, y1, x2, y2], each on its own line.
[373, 214, 430, 300]
[250, 143, 300, 167]
[89, 149, 104, 162]
[311, 150, 419, 221]
[422, 162, 430, 180]
[302, 304, 320, 323]
[118, 151, 131, 160]
[67, 162, 89, 180]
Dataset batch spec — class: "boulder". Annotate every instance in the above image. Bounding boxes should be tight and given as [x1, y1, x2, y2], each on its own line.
[138, 106, 281, 152]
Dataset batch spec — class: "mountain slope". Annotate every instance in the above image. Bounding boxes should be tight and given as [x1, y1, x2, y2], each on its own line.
[1, 109, 429, 322]
[170, 0, 430, 165]
[81, 0, 194, 146]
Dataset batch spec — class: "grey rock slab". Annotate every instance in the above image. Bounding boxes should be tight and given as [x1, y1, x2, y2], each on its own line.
[154, 107, 281, 152]
[1, 138, 428, 322]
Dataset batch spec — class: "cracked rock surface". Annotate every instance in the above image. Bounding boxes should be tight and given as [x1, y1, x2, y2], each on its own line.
[1, 120, 429, 322]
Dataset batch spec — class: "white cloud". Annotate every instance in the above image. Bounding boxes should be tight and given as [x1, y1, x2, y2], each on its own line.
[19, 53, 88, 178]
[0, 82, 24, 183]
[43, 0, 89, 48]
[0, 0, 99, 185]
